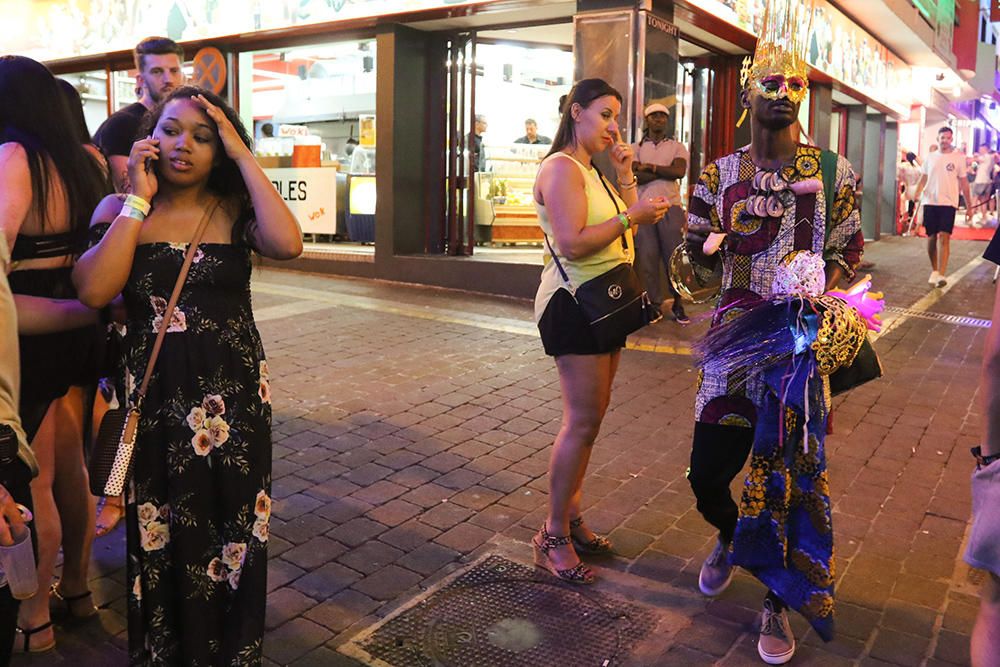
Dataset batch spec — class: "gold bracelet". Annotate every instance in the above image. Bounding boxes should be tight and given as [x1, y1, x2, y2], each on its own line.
[618, 176, 637, 187]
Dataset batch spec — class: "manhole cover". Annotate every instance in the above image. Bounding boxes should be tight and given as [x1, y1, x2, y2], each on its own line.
[351, 555, 657, 666]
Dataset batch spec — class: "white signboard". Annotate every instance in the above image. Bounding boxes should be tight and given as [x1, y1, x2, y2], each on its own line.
[264, 167, 337, 235]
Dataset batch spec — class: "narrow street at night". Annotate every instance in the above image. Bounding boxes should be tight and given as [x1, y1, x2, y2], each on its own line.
[8, 236, 993, 667]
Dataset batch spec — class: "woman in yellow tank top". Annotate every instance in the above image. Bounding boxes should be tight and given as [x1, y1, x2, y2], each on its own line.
[532, 79, 669, 583]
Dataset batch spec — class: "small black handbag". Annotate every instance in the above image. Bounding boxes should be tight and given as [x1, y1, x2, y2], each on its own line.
[829, 335, 882, 395]
[544, 169, 661, 348]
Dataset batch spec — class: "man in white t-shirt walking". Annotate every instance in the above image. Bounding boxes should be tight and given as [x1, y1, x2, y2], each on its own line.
[632, 103, 690, 323]
[914, 126, 972, 287]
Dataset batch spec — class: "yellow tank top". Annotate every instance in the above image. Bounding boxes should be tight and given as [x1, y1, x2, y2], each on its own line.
[533, 152, 634, 323]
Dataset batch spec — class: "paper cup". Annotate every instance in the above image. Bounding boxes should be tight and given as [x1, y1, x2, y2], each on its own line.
[0, 526, 37, 600]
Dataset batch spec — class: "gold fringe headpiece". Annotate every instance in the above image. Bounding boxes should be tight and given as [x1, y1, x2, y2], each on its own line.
[738, 0, 815, 127]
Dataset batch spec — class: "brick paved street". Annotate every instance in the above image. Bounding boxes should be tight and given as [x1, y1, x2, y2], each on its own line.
[11, 236, 997, 666]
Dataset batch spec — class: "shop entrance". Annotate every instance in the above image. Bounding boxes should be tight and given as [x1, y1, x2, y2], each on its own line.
[438, 23, 573, 263]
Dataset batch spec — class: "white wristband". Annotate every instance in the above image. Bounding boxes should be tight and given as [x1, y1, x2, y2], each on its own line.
[119, 204, 146, 222]
[123, 194, 151, 216]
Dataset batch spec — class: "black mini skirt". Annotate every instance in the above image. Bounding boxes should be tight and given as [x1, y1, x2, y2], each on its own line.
[537, 288, 626, 357]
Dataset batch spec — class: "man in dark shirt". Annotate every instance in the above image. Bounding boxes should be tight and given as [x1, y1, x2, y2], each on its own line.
[470, 114, 487, 172]
[93, 36, 185, 192]
[514, 118, 551, 145]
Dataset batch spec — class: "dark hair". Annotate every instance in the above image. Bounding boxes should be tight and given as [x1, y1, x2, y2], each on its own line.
[938, 126, 953, 136]
[905, 151, 916, 165]
[547, 78, 623, 157]
[140, 86, 254, 216]
[0, 56, 110, 232]
[134, 36, 184, 72]
[56, 79, 92, 146]
[260, 122, 274, 137]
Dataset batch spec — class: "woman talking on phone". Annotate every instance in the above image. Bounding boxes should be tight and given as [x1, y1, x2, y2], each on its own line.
[531, 78, 669, 583]
[73, 86, 301, 664]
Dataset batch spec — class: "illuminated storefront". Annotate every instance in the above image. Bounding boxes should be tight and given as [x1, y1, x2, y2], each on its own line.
[5, 0, 947, 294]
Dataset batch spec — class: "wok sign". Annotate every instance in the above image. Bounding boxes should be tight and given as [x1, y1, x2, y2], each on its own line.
[264, 168, 337, 234]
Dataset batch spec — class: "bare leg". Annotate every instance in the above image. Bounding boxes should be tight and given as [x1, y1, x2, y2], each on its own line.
[50, 387, 96, 604]
[939, 232, 951, 276]
[972, 573, 1000, 667]
[544, 352, 616, 571]
[567, 350, 621, 542]
[927, 233, 938, 272]
[17, 403, 58, 645]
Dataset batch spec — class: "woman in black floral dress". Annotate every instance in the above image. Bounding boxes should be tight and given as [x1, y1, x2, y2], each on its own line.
[73, 87, 302, 665]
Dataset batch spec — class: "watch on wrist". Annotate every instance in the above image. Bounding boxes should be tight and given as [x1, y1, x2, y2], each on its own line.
[972, 445, 1000, 468]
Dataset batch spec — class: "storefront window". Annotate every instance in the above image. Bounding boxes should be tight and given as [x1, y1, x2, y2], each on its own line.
[472, 31, 572, 256]
[238, 39, 377, 252]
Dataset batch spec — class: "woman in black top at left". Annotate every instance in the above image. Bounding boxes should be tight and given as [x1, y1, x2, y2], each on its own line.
[0, 56, 111, 652]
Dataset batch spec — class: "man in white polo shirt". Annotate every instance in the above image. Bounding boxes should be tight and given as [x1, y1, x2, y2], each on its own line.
[632, 103, 690, 323]
[913, 125, 972, 288]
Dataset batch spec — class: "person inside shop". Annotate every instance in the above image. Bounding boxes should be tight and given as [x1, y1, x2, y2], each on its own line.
[912, 126, 971, 288]
[683, 0, 864, 660]
[514, 118, 551, 145]
[470, 114, 487, 172]
[94, 36, 186, 193]
[631, 102, 690, 324]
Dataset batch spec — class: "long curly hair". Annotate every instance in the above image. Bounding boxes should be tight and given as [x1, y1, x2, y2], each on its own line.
[140, 86, 254, 217]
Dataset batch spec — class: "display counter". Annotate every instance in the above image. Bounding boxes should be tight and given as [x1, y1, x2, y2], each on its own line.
[476, 144, 546, 245]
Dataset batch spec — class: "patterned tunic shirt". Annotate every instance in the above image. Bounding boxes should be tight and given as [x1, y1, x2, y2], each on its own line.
[688, 144, 863, 425]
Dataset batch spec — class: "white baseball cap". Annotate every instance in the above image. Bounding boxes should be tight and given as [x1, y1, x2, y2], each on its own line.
[644, 103, 670, 117]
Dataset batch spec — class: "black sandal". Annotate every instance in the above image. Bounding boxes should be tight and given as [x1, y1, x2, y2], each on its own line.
[51, 584, 98, 619]
[14, 621, 55, 653]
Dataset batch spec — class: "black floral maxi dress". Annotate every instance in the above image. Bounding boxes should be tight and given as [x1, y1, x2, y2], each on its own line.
[98, 226, 272, 666]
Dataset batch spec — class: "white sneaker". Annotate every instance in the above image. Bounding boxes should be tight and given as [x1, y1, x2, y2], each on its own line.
[936, 274, 948, 288]
[758, 599, 795, 664]
[929, 270, 941, 285]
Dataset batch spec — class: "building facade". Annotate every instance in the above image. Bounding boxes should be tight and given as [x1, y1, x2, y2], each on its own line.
[18, 0, 997, 297]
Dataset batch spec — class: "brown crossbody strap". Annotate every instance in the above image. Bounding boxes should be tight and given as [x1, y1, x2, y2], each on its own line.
[133, 200, 220, 405]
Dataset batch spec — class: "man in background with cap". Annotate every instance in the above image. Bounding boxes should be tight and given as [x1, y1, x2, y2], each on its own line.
[632, 103, 690, 324]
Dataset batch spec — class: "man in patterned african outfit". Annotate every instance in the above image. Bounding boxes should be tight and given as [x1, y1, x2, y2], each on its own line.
[682, 1, 863, 663]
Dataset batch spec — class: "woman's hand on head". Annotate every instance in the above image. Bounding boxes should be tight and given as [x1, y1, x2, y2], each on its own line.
[626, 196, 670, 226]
[193, 95, 252, 164]
[127, 137, 159, 202]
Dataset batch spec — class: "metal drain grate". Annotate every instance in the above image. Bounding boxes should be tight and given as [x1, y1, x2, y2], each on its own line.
[884, 306, 992, 329]
[351, 555, 658, 667]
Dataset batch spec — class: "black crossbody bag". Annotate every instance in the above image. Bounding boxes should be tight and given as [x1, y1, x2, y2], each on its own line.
[544, 168, 661, 347]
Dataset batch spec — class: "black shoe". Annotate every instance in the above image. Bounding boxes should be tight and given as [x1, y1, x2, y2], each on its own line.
[671, 302, 690, 325]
